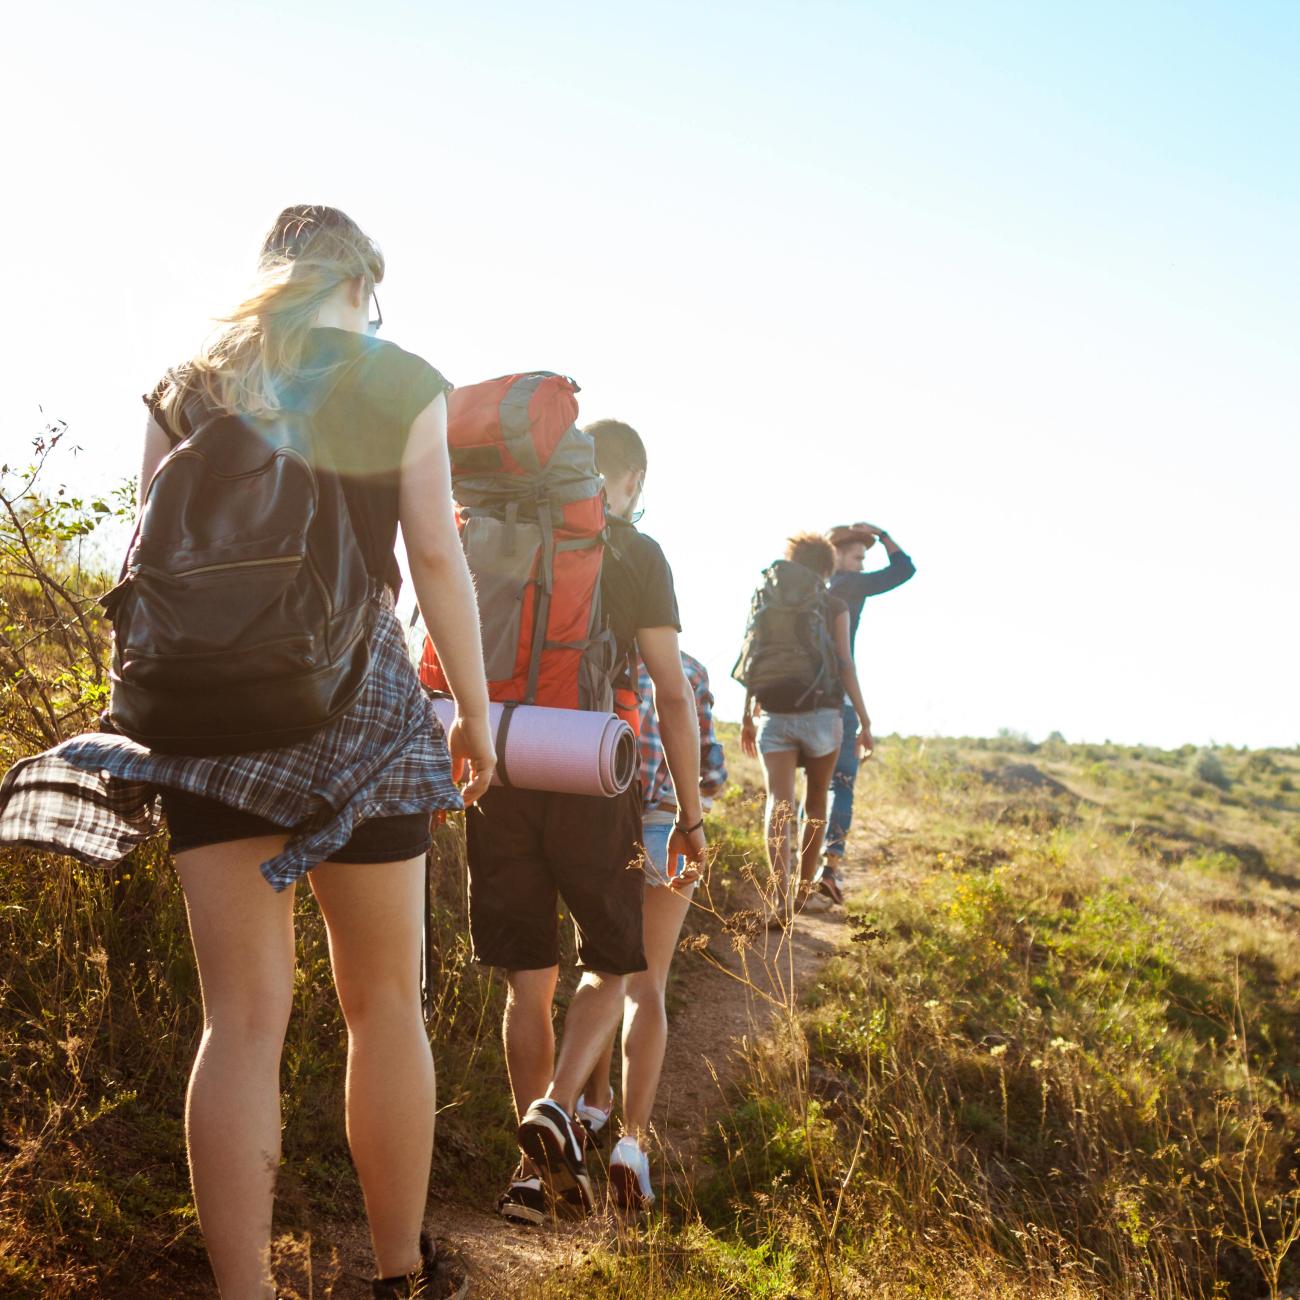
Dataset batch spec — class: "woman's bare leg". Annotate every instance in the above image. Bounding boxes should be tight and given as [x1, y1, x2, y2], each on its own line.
[798, 749, 839, 886]
[582, 1037, 617, 1118]
[761, 748, 799, 916]
[309, 855, 432, 1279]
[176, 836, 296, 1300]
[621, 882, 695, 1136]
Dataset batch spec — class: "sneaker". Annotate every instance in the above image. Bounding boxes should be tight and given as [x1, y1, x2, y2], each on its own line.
[815, 863, 844, 905]
[517, 1098, 594, 1215]
[497, 1164, 549, 1227]
[575, 1093, 612, 1142]
[800, 886, 833, 914]
[608, 1136, 655, 1216]
[371, 1231, 469, 1299]
[816, 857, 847, 909]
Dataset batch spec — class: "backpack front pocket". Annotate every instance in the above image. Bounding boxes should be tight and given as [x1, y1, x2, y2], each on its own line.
[461, 515, 543, 684]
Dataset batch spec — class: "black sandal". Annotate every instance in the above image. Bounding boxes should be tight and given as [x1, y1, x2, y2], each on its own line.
[371, 1231, 469, 1299]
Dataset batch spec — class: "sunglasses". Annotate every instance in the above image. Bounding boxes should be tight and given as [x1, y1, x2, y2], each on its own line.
[367, 289, 383, 337]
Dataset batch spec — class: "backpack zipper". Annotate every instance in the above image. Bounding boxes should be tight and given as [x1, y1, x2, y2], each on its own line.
[167, 556, 301, 578]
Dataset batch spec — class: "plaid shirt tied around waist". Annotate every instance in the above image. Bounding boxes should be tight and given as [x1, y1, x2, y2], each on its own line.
[0, 595, 462, 890]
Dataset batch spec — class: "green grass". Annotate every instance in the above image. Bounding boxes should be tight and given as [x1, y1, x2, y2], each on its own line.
[540, 737, 1300, 1300]
[1, 710, 1297, 1295]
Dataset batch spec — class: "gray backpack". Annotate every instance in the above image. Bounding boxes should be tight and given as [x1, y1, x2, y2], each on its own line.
[731, 560, 841, 713]
[418, 372, 619, 714]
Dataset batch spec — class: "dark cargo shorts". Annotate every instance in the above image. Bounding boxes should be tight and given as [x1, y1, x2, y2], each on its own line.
[466, 783, 646, 974]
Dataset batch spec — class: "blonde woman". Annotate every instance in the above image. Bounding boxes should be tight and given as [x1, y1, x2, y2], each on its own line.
[0, 206, 492, 1298]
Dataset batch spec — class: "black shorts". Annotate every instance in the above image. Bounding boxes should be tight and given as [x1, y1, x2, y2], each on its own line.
[161, 787, 433, 864]
[466, 783, 646, 974]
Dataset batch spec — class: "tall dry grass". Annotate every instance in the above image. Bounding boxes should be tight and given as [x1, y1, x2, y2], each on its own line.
[540, 735, 1299, 1299]
[2, 444, 1297, 1296]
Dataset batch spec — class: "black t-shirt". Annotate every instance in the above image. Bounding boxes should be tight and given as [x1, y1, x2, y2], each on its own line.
[601, 517, 681, 664]
[144, 328, 450, 594]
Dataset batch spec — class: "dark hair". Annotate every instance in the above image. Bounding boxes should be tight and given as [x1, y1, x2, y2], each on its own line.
[785, 532, 835, 578]
[586, 419, 647, 478]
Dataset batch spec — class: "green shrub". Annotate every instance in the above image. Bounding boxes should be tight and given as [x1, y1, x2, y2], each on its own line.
[1188, 747, 1232, 791]
[695, 1095, 838, 1235]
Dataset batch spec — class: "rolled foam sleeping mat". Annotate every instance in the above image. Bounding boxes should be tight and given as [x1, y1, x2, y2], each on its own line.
[426, 696, 637, 798]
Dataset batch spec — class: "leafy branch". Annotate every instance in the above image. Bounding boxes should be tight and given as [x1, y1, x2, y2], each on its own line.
[0, 419, 134, 751]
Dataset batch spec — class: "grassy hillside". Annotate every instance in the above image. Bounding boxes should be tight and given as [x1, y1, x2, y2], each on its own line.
[1, 452, 1296, 1297]
[1, 726, 1296, 1297]
[528, 731, 1298, 1300]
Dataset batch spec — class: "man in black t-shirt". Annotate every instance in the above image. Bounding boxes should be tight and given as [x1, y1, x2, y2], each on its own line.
[475, 419, 707, 1226]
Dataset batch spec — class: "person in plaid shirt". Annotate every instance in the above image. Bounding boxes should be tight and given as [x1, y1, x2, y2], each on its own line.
[637, 653, 728, 818]
[577, 651, 727, 1207]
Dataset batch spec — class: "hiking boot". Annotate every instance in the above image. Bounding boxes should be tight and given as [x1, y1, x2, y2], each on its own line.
[371, 1232, 469, 1299]
[815, 860, 844, 906]
[516, 1098, 594, 1215]
[608, 1136, 655, 1217]
[497, 1164, 549, 1227]
[575, 1093, 612, 1143]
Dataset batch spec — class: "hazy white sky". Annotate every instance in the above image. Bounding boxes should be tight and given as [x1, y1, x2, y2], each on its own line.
[2, 1, 1296, 747]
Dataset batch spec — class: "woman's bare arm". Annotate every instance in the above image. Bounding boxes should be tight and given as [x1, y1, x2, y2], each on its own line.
[138, 413, 173, 508]
[398, 393, 495, 800]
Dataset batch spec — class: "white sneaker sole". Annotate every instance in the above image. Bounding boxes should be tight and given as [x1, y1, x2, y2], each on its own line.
[498, 1198, 547, 1227]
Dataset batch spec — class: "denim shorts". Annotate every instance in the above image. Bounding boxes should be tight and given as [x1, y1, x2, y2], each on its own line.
[756, 707, 844, 761]
[640, 812, 687, 889]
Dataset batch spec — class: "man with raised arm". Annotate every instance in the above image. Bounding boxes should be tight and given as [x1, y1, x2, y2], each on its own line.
[820, 522, 916, 901]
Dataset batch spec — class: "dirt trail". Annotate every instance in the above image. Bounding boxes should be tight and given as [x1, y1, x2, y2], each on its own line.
[269, 829, 880, 1299]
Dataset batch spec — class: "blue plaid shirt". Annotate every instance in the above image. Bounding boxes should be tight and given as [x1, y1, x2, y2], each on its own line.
[639, 652, 727, 814]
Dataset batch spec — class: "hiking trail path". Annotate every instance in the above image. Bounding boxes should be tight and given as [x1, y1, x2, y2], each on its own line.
[296, 815, 886, 1300]
[155, 814, 887, 1298]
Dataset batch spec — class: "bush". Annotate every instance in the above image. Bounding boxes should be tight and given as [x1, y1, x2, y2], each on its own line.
[1188, 748, 1232, 791]
[994, 727, 1037, 754]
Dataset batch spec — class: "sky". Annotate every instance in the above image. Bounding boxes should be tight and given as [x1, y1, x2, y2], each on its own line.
[2, 1, 1296, 748]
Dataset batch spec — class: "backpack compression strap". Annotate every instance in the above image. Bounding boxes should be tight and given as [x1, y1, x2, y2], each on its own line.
[494, 700, 520, 788]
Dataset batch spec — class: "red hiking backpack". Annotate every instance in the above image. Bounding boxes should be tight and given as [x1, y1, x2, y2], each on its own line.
[419, 372, 627, 718]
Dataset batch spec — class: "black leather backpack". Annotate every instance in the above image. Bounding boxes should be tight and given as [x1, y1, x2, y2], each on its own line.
[102, 367, 374, 754]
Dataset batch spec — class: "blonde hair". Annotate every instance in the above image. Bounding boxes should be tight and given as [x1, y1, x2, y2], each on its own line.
[160, 205, 384, 425]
